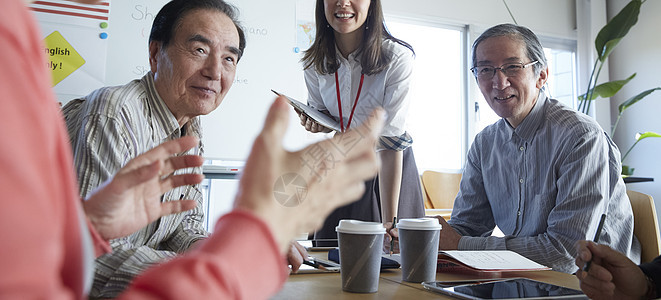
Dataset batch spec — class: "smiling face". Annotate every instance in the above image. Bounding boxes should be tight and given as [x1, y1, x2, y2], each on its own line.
[149, 8, 241, 126]
[474, 35, 548, 128]
[323, 0, 370, 35]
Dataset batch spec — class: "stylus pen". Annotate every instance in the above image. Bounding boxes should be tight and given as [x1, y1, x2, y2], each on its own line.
[302, 259, 326, 270]
[583, 213, 607, 272]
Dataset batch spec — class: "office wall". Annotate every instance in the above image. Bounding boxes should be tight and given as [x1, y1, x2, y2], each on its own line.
[606, 0, 661, 219]
[102, 0, 325, 161]
[41, 0, 577, 161]
[381, 0, 577, 39]
[99, 0, 577, 161]
[37, 1, 580, 223]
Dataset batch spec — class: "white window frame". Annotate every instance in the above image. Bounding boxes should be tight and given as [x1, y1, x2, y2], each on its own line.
[385, 15, 470, 173]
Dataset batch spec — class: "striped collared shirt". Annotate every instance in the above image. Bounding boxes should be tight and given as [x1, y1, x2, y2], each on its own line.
[63, 72, 207, 298]
[448, 92, 640, 273]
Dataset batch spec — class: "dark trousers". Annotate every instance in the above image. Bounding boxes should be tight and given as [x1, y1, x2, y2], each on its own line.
[313, 147, 424, 246]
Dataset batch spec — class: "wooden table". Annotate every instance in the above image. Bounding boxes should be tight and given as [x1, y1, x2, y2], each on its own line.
[271, 252, 581, 299]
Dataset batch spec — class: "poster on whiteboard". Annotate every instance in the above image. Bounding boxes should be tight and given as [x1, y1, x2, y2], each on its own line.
[30, 0, 111, 105]
[30, 0, 324, 160]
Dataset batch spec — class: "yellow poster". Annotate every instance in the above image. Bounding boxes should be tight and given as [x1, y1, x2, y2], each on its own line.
[43, 31, 86, 86]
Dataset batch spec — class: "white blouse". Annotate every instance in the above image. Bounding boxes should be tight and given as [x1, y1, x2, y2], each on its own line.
[304, 39, 414, 137]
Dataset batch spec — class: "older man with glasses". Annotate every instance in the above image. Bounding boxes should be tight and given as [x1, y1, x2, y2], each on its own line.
[431, 23, 640, 273]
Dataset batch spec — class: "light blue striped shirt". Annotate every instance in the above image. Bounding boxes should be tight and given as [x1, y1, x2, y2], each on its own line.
[448, 93, 640, 273]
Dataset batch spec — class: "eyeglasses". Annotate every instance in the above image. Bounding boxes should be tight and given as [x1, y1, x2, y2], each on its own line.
[470, 61, 539, 80]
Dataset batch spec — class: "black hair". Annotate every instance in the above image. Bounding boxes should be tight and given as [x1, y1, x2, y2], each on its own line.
[149, 0, 246, 60]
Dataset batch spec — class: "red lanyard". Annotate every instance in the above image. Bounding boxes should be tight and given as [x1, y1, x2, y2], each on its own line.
[334, 72, 365, 132]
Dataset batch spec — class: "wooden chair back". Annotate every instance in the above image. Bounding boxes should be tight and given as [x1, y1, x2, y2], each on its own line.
[421, 170, 462, 210]
[627, 190, 661, 263]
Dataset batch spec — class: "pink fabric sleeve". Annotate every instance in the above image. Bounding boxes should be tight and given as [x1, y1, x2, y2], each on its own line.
[1, 0, 91, 298]
[120, 210, 289, 299]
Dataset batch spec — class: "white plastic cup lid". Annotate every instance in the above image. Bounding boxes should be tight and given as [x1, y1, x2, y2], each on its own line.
[396, 218, 442, 230]
[336, 219, 386, 234]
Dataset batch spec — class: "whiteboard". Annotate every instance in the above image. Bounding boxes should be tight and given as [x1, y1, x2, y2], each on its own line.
[42, 0, 326, 161]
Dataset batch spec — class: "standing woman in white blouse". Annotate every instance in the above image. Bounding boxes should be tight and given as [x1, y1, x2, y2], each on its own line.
[298, 0, 424, 248]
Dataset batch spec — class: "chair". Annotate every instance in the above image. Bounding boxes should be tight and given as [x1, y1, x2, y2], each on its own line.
[627, 190, 661, 263]
[421, 170, 462, 218]
[420, 174, 433, 209]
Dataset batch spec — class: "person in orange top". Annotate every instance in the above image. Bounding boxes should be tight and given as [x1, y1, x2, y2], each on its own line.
[0, 0, 384, 298]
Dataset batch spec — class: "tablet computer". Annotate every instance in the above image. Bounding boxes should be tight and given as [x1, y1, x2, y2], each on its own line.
[422, 278, 588, 300]
[294, 256, 341, 274]
[271, 90, 341, 132]
[327, 248, 400, 270]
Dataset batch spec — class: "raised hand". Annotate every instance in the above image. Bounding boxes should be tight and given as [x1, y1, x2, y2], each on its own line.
[84, 136, 204, 240]
[235, 96, 384, 253]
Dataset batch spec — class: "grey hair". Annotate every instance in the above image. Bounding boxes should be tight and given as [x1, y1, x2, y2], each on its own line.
[471, 23, 547, 75]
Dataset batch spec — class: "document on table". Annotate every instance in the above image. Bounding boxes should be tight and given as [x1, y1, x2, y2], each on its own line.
[271, 90, 341, 132]
[439, 250, 551, 271]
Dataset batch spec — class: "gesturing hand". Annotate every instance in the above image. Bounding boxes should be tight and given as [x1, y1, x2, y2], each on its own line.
[235, 96, 384, 253]
[84, 136, 204, 240]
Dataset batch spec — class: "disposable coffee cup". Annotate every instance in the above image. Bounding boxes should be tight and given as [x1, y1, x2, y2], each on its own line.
[336, 220, 385, 293]
[397, 218, 442, 283]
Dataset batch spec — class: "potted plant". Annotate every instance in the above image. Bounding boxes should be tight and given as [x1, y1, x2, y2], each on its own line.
[576, 0, 660, 176]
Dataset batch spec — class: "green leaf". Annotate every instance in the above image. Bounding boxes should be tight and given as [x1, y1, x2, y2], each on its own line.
[635, 131, 661, 141]
[618, 87, 661, 113]
[578, 73, 636, 101]
[621, 131, 660, 162]
[595, 0, 641, 62]
[621, 165, 635, 176]
[599, 38, 624, 62]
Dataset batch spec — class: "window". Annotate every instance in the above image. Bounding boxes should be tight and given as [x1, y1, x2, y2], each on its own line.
[386, 19, 466, 172]
[545, 46, 577, 108]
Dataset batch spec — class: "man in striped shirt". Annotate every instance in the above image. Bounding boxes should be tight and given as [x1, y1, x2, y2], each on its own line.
[434, 24, 640, 273]
[62, 0, 305, 297]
